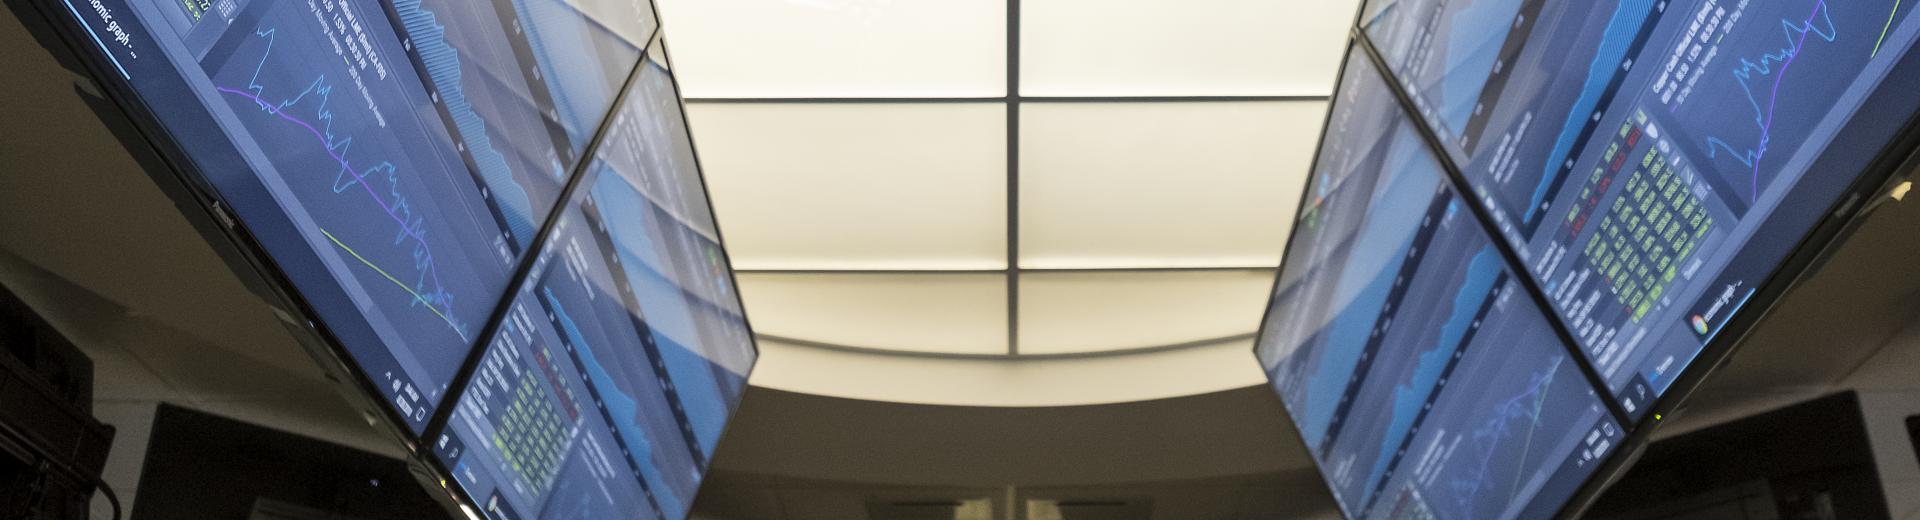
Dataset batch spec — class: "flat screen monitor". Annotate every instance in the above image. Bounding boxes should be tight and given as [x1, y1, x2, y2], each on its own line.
[1257, 48, 1621, 520]
[430, 52, 753, 520]
[31, 0, 656, 433]
[1360, 0, 1920, 418]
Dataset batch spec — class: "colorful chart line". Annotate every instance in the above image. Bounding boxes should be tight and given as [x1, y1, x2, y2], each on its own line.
[320, 227, 467, 341]
[1450, 355, 1563, 514]
[215, 27, 468, 339]
[1704, 0, 1837, 204]
[391, 0, 540, 242]
[1875, 0, 1903, 57]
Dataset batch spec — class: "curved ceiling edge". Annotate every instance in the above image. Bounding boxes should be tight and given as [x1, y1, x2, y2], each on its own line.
[746, 336, 1269, 407]
[755, 332, 1258, 361]
[705, 386, 1314, 488]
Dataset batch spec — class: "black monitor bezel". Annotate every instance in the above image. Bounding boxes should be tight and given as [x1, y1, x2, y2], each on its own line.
[410, 36, 763, 519]
[6, 0, 761, 516]
[1250, 34, 1633, 518]
[9, 0, 437, 458]
[1252, 6, 1920, 519]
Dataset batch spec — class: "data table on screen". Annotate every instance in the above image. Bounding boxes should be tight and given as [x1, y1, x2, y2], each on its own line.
[1361, 0, 1920, 417]
[1525, 0, 1920, 416]
[435, 176, 748, 520]
[433, 58, 752, 520]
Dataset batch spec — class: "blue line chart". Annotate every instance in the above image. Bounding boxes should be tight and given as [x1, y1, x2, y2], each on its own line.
[215, 28, 470, 341]
[1524, 0, 1660, 226]
[542, 287, 683, 520]
[1704, 0, 1839, 204]
[1359, 250, 1503, 508]
[1446, 354, 1564, 516]
[390, 0, 541, 244]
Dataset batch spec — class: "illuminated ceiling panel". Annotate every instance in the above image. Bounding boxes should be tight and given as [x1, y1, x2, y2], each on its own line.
[1018, 101, 1324, 270]
[690, 103, 1008, 271]
[1020, 0, 1359, 97]
[661, 0, 1347, 358]
[735, 273, 1009, 356]
[1018, 270, 1276, 355]
[655, 0, 1007, 98]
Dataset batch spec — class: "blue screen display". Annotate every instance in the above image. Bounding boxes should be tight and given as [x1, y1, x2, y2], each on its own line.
[1258, 49, 1620, 519]
[432, 59, 753, 520]
[382, 0, 653, 243]
[51, 0, 655, 431]
[1358, 296, 1620, 520]
[1363, 0, 1920, 416]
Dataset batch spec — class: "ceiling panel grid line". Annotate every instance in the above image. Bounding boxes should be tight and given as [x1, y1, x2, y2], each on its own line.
[684, 95, 1333, 104]
[659, 0, 1359, 358]
[1007, 0, 1023, 355]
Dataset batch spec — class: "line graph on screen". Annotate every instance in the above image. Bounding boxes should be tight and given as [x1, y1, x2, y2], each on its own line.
[391, 0, 541, 244]
[1703, 0, 1838, 205]
[216, 27, 471, 342]
[1446, 354, 1564, 516]
[542, 287, 685, 519]
[1523, 0, 1660, 226]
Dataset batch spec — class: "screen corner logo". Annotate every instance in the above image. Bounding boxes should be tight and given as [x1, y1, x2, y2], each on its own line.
[1688, 280, 1746, 339]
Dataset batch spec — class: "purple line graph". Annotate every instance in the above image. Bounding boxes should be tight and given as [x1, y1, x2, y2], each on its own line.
[1704, 0, 1838, 205]
[1446, 354, 1564, 517]
[216, 27, 469, 340]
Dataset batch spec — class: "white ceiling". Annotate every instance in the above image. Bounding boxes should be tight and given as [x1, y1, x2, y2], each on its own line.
[1016, 270, 1272, 354]
[658, 0, 1008, 98]
[1017, 0, 1352, 97]
[656, 0, 1361, 357]
[1017, 101, 1324, 269]
[737, 273, 1011, 355]
[691, 103, 1009, 271]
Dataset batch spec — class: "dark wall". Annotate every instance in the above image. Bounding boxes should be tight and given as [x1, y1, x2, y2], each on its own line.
[130, 404, 445, 520]
[1588, 392, 1890, 520]
[1908, 415, 1920, 471]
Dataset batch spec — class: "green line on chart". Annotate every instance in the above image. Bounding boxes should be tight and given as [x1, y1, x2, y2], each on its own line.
[1507, 357, 1561, 502]
[1875, 0, 1904, 57]
[320, 227, 467, 340]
